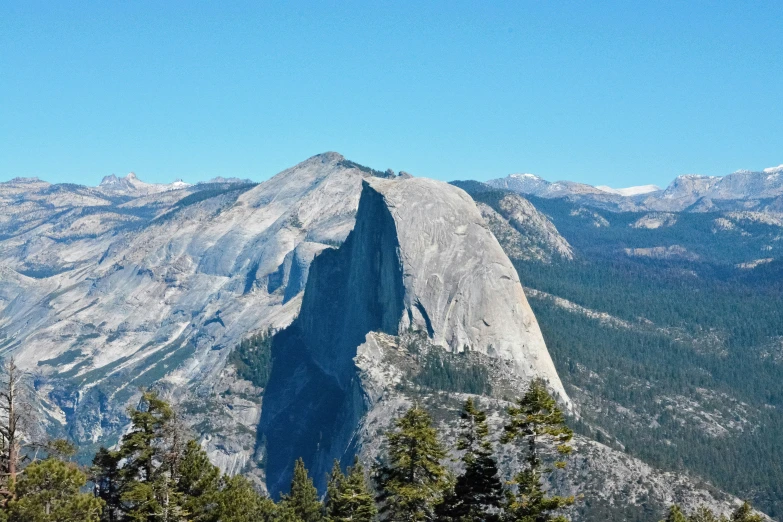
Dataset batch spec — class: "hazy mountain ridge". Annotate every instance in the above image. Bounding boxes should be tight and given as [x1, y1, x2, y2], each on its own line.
[487, 165, 783, 213]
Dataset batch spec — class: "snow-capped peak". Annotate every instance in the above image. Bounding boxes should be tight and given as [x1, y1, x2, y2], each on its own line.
[763, 164, 783, 174]
[99, 174, 120, 186]
[509, 173, 541, 180]
[596, 184, 661, 197]
[97, 172, 191, 196]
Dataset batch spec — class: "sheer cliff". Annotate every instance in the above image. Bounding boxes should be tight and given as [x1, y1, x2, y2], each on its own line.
[260, 177, 568, 494]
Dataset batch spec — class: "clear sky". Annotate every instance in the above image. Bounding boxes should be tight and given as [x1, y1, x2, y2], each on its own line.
[2, 1, 782, 188]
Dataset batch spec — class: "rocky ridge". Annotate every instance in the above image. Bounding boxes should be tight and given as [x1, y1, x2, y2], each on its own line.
[0, 153, 391, 468]
[487, 165, 783, 213]
[348, 332, 757, 521]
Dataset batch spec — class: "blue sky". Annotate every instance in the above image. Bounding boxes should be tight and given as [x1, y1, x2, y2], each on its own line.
[2, 1, 782, 187]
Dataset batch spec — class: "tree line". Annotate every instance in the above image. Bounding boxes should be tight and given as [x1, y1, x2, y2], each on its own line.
[0, 357, 765, 521]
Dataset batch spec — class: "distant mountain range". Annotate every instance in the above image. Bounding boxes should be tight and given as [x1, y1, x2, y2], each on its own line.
[486, 164, 783, 213]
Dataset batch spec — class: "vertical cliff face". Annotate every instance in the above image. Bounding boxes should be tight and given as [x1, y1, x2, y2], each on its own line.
[259, 181, 405, 494]
[260, 177, 568, 496]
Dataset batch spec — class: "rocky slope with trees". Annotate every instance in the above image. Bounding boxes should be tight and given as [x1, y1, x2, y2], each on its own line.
[0, 154, 779, 519]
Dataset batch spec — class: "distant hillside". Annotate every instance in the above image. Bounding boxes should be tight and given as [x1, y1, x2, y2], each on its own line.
[485, 165, 783, 213]
[457, 181, 783, 518]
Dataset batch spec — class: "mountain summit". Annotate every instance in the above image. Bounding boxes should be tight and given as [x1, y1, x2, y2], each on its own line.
[97, 171, 191, 195]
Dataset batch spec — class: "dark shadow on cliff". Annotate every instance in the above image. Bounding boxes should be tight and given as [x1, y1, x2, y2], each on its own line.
[258, 181, 405, 496]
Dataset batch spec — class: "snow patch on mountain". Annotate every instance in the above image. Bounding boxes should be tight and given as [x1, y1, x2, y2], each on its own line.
[596, 184, 661, 196]
[98, 172, 192, 196]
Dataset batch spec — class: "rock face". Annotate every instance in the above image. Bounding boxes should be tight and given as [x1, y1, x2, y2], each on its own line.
[0, 153, 385, 469]
[259, 177, 567, 495]
[0, 152, 574, 477]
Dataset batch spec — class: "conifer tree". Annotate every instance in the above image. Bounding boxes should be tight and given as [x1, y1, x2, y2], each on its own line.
[375, 405, 449, 522]
[501, 379, 574, 522]
[662, 505, 688, 522]
[279, 458, 323, 522]
[325, 460, 345, 520]
[687, 505, 727, 522]
[6, 456, 104, 522]
[437, 398, 503, 522]
[91, 447, 122, 522]
[215, 475, 275, 522]
[730, 502, 763, 522]
[325, 458, 376, 522]
[176, 440, 222, 522]
[117, 390, 187, 521]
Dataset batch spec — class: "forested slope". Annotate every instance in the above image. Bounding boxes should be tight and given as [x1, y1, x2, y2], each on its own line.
[455, 183, 783, 518]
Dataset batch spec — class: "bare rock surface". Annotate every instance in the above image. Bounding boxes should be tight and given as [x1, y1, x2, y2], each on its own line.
[368, 178, 567, 400]
[259, 177, 568, 495]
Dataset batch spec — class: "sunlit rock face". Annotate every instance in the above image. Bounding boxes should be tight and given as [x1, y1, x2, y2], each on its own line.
[260, 177, 567, 495]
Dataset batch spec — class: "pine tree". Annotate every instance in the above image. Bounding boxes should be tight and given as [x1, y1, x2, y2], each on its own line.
[325, 458, 376, 522]
[501, 379, 574, 522]
[662, 505, 688, 522]
[279, 458, 323, 522]
[119, 391, 175, 484]
[117, 390, 187, 521]
[325, 460, 344, 520]
[176, 440, 222, 522]
[6, 457, 104, 522]
[375, 405, 449, 522]
[215, 475, 275, 522]
[730, 502, 763, 522]
[91, 447, 122, 522]
[687, 505, 727, 522]
[437, 398, 503, 522]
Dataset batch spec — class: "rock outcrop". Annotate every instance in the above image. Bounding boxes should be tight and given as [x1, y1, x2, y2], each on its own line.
[259, 177, 567, 495]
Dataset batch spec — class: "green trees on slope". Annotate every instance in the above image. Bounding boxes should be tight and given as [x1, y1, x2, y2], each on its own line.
[662, 502, 764, 522]
[7, 455, 104, 522]
[214, 475, 274, 522]
[90, 390, 274, 522]
[278, 458, 323, 522]
[115, 391, 186, 520]
[0, 370, 767, 522]
[325, 458, 376, 522]
[436, 398, 503, 522]
[374, 405, 450, 521]
[375, 381, 576, 522]
[501, 379, 575, 522]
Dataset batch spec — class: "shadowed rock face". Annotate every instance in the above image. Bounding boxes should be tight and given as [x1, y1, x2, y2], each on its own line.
[260, 177, 567, 495]
[259, 181, 405, 495]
